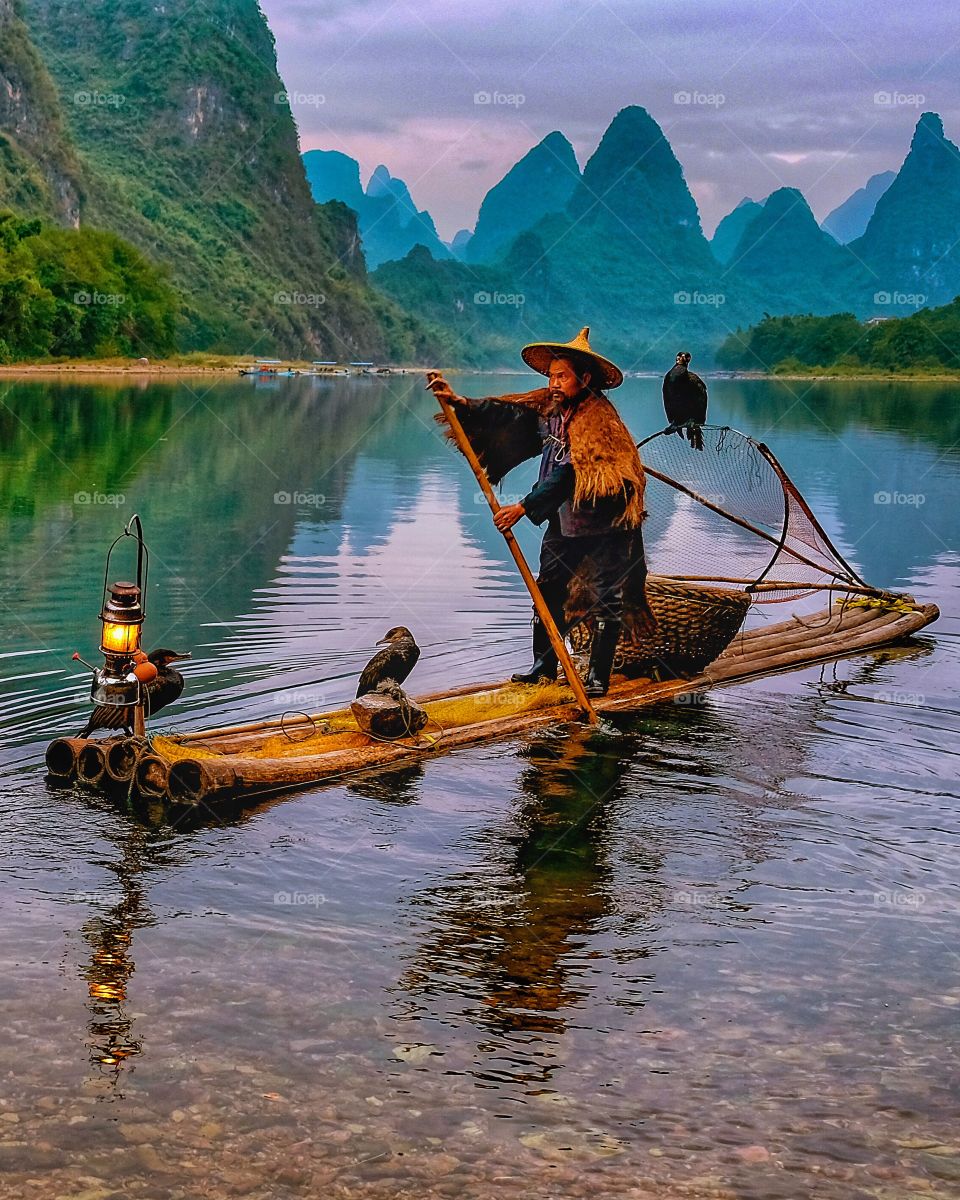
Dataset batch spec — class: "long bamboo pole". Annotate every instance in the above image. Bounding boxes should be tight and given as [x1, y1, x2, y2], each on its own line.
[429, 376, 598, 724]
[665, 574, 886, 596]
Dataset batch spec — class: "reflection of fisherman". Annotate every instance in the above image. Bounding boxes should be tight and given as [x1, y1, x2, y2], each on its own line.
[429, 327, 653, 697]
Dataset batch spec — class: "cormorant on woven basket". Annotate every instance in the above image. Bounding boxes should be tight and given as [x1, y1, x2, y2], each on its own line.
[569, 577, 751, 680]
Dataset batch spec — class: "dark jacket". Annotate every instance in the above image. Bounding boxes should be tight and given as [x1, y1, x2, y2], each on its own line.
[466, 392, 627, 537]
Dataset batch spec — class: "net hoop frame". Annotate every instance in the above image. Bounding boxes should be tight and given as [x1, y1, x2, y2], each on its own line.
[638, 425, 872, 600]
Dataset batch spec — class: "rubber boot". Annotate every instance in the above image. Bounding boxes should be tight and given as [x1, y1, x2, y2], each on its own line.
[585, 617, 621, 697]
[511, 617, 557, 684]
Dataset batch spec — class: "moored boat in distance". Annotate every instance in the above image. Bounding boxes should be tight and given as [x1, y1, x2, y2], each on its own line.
[303, 361, 350, 377]
[238, 358, 300, 378]
[350, 361, 392, 376]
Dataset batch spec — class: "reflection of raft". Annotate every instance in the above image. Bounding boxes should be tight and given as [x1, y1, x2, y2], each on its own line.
[46, 592, 938, 809]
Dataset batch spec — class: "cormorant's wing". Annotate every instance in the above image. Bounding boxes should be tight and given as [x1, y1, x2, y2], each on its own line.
[357, 643, 420, 697]
[144, 673, 185, 717]
[399, 643, 421, 685]
[663, 369, 683, 424]
[80, 704, 132, 736]
[356, 660, 377, 698]
[688, 371, 709, 423]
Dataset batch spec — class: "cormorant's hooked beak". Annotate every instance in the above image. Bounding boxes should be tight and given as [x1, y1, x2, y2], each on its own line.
[169, 652, 192, 662]
[375, 638, 391, 648]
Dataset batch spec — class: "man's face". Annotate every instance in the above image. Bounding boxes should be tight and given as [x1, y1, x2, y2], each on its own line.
[548, 357, 588, 402]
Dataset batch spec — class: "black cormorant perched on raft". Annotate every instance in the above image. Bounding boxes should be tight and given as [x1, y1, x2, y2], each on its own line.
[353, 627, 425, 739]
[79, 648, 191, 737]
[356, 627, 420, 697]
[663, 351, 708, 450]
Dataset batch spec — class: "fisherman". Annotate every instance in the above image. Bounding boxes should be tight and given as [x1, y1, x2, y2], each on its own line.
[428, 328, 653, 697]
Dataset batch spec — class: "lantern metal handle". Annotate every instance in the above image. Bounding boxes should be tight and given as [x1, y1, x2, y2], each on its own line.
[100, 514, 150, 618]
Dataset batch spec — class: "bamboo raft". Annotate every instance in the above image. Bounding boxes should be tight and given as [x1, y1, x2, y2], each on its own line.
[46, 595, 938, 809]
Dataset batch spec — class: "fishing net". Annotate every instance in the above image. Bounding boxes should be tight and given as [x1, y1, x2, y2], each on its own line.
[567, 425, 876, 677]
[638, 425, 868, 604]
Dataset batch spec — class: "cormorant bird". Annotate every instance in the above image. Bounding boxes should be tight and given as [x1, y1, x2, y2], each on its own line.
[662, 351, 708, 450]
[79, 649, 191, 737]
[356, 627, 420, 698]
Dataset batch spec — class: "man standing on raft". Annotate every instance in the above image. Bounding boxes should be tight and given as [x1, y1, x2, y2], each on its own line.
[428, 327, 653, 698]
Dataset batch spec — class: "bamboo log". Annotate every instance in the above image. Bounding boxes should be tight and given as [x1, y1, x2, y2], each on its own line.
[698, 596, 897, 651]
[45, 737, 88, 780]
[104, 738, 143, 784]
[135, 754, 170, 799]
[704, 606, 933, 684]
[638, 609, 892, 696]
[165, 609, 918, 800]
[721, 604, 904, 660]
[173, 686, 506, 749]
[430, 374, 598, 724]
[719, 603, 885, 658]
[168, 759, 235, 805]
[166, 703, 583, 805]
[153, 607, 911, 760]
[722, 600, 919, 662]
[668, 575, 886, 596]
[179, 608, 814, 748]
[77, 741, 108, 786]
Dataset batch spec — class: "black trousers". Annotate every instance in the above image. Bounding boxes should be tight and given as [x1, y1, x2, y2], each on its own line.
[535, 523, 642, 629]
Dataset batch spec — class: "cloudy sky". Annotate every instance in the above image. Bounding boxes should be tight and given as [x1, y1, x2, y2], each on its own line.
[262, 0, 958, 239]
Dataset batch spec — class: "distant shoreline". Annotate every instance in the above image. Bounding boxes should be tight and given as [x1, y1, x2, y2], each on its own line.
[720, 370, 960, 382]
[0, 362, 241, 378]
[1, 359, 958, 382]
[633, 370, 960, 381]
[0, 358, 434, 379]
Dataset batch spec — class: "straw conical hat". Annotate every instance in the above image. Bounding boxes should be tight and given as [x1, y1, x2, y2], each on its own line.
[521, 326, 623, 390]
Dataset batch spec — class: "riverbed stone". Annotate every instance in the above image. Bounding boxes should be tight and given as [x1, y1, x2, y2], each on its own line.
[734, 1144, 772, 1163]
[392, 1043, 438, 1063]
[918, 1151, 960, 1181]
[119, 1123, 166, 1145]
[132, 1145, 168, 1173]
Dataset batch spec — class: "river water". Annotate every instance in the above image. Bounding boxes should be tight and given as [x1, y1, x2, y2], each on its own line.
[0, 373, 958, 1199]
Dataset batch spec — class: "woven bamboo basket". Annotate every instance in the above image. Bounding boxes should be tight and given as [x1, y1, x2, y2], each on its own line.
[569, 577, 752, 679]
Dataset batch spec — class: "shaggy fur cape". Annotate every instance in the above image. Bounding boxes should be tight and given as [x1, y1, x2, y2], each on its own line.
[435, 386, 647, 527]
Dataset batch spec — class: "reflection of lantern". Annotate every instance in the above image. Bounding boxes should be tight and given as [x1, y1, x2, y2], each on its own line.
[89, 517, 150, 710]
